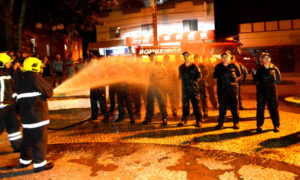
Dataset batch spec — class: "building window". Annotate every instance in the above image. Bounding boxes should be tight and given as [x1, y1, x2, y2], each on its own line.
[183, 19, 198, 31]
[142, 24, 153, 35]
[109, 27, 121, 39]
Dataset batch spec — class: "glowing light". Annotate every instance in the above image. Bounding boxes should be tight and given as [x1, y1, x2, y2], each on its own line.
[164, 35, 170, 41]
[187, 33, 195, 40]
[200, 32, 208, 39]
[226, 37, 234, 41]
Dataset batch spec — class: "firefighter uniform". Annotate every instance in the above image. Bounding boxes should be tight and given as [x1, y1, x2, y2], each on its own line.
[16, 57, 54, 172]
[143, 53, 168, 125]
[253, 62, 281, 132]
[178, 52, 202, 127]
[0, 53, 22, 152]
[108, 83, 118, 113]
[231, 56, 248, 110]
[90, 87, 109, 122]
[206, 62, 218, 109]
[164, 57, 179, 117]
[198, 62, 209, 118]
[115, 82, 135, 124]
[213, 56, 241, 129]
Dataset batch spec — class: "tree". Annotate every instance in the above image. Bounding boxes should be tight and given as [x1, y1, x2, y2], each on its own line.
[0, 0, 119, 52]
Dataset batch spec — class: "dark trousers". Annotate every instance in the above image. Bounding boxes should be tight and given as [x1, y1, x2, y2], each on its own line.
[182, 91, 202, 122]
[164, 87, 178, 112]
[256, 93, 280, 128]
[0, 105, 21, 151]
[90, 88, 108, 119]
[20, 126, 48, 165]
[238, 82, 243, 108]
[199, 82, 208, 113]
[217, 85, 239, 124]
[207, 81, 218, 108]
[109, 85, 117, 112]
[131, 85, 143, 114]
[145, 86, 167, 120]
[117, 86, 134, 120]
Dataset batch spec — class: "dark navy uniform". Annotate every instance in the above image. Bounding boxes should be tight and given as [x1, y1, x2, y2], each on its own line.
[0, 68, 22, 152]
[213, 62, 240, 128]
[115, 82, 135, 124]
[206, 63, 218, 109]
[179, 63, 202, 125]
[198, 62, 209, 117]
[16, 71, 53, 169]
[253, 63, 280, 131]
[90, 87, 109, 122]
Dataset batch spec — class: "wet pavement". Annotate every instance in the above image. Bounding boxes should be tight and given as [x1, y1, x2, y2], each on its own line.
[1, 142, 300, 180]
[0, 75, 300, 179]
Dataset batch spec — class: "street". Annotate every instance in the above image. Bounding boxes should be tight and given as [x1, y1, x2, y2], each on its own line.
[0, 74, 299, 179]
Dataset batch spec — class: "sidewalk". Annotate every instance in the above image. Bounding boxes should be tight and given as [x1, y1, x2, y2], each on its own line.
[0, 142, 299, 179]
[284, 95, 300, 107]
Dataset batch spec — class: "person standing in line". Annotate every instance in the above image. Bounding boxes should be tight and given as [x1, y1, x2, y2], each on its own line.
[213, 52, 241, 130]
[253, 53, 281, 132]
[206, 56, 218, 110]
[163, 55, 179, 117]
[195, 54, 209, 118]
[142, 52, 168, 125]
[178, 52, 203, 127]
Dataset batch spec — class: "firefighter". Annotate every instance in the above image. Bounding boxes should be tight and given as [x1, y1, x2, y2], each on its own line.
[163, 55, 179, 117]
[90, 87, 109, 122]
[142, 52, 168, 125]
[0, 53, 22, 152]
[16, 57, 54, 172]
[253, 53, 281, 132]
[230, 55, 248, 110]
[214, 52, 241, 130]
[207, 56, 218, 109]
[108, 83, 118, 114]
[178, 52, 202, 127]
[115, 63, 135, 124]
[195, 54, 209, 118]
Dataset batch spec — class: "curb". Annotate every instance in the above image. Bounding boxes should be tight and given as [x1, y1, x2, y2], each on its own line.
[284, 96, 300, 107]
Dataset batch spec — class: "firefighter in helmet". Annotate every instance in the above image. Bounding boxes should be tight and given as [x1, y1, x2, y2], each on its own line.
[16, 57, 54, 172]
[0, 52, 22, 152]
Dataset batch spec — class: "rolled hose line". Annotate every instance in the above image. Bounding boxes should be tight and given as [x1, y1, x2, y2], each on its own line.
[47, 117, 95, 131]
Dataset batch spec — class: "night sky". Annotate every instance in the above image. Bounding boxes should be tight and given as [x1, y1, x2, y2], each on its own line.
[214, 0, 300, 40]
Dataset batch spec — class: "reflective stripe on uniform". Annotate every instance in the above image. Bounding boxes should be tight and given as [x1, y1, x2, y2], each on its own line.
[33, 160, 47, 168]
[22, 120, 50, 129]
[8, 131, 21, 137]
[20, 158, 32, 165]
[0, 76, 12, 80]
[8, 131, 22, 141]
[9, 135, 22, 141]
[0, 77, 6, 106]
[16, 92, 42, 100]
[12, 93, 17, 98]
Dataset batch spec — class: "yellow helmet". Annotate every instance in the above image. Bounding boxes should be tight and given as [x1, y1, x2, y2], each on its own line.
[23, 57, 43, 72]
[0, 53, 13, 68]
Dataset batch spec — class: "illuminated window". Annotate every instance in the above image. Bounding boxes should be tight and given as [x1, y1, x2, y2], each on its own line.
[183, 19, 198, 31]
[164, 35, 170, 41]
[109, 27, 121, 39]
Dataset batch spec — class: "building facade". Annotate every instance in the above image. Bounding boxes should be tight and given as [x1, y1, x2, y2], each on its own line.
[89, 0, 215, 59]
[239, 19, 300, 72]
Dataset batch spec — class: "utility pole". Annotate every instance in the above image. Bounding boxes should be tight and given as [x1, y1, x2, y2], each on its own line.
[152, 0, 158, 46]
